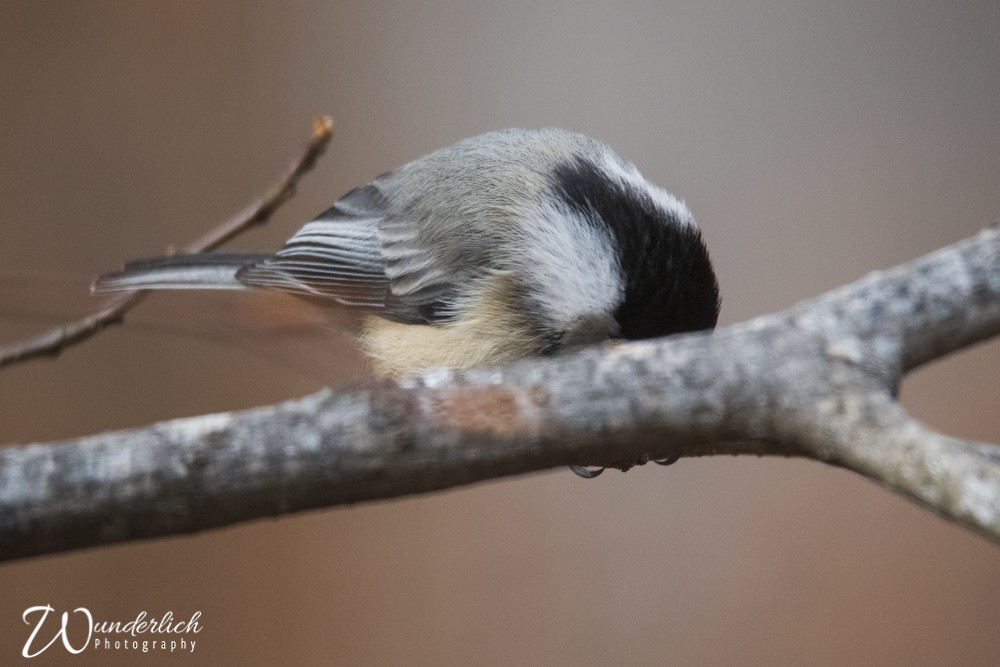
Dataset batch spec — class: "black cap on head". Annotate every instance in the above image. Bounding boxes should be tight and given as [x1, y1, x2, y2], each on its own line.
[551, 158, 721, 341]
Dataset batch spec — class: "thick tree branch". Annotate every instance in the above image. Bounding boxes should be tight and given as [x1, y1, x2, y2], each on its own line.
[0, 116, 334, 368]
[2, 226, 999, 562]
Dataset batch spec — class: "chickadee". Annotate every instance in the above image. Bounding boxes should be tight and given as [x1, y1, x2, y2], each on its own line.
[95, 128, 720, 471]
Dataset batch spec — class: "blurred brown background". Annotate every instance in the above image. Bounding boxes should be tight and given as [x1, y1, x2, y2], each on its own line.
[2, 1, 999, 665]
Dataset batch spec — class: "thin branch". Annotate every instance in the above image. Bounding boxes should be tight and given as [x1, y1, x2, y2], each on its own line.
[0, 291, 148, 368]
[0, 116, 334, 369]
[2, 226, 998, 561]
[182, 116, 334, 252]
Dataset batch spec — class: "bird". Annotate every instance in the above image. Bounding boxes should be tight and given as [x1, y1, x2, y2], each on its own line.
[94, 128, 720, 473]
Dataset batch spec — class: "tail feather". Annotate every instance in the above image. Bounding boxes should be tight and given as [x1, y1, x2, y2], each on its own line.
[92, 253, 271, 293]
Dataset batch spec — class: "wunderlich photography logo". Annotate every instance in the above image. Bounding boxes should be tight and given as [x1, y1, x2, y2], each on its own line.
[21, 605, 202, 658]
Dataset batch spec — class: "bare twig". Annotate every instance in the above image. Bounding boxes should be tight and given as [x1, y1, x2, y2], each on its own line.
[2, 226, 998, 561]
[182, 116, 334, 252]
[0, 116, 335, 369]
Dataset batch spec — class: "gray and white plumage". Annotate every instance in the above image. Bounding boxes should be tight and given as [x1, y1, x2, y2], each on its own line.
[94, 128, 720, 378]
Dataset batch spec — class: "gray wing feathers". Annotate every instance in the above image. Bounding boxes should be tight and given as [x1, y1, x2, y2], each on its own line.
[236, 185, 389, 308]
[239, 176, 460, 322]
[380, 219, 452, 300]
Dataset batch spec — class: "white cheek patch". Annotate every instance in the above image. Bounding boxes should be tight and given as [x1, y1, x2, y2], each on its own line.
[512, 201, 624, 330]
[599, 155, 697, 228]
